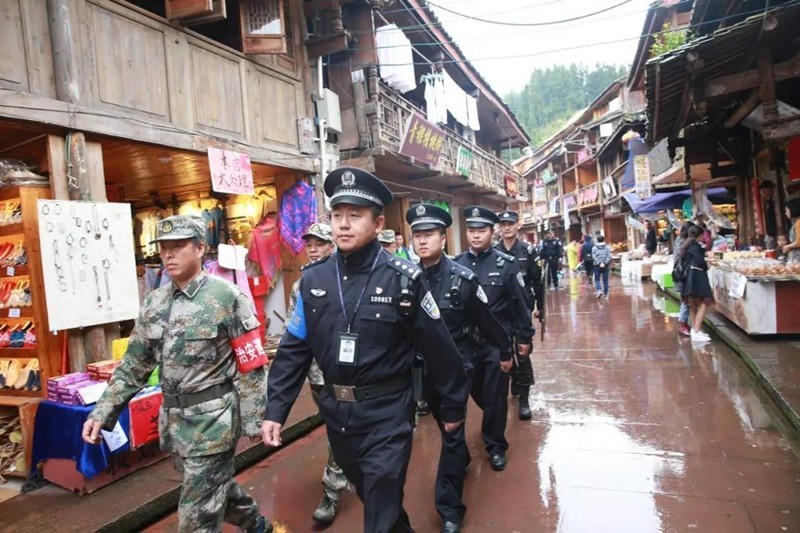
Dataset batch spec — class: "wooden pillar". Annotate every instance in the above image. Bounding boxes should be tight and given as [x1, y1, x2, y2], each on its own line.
[46, 0, 82, 104]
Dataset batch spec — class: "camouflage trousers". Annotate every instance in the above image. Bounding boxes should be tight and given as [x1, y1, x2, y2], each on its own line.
[310, 385, 350, 500]
[174, 448, 260, 533]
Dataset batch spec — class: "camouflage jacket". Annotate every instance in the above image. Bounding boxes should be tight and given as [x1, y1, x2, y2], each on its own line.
[286, 278, 324, 385]
[90, 271, 267, 457]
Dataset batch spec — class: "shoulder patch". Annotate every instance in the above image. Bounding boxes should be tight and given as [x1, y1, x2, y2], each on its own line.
[420, 291, 441, 319]
[387, 257, 422, 281]
[301, 255, 330, 271]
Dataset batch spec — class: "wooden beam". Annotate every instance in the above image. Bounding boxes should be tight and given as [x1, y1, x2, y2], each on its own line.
[304, 0, 337, 15]
[710, 163, 747, 178]
[705, 52, 800, 98]
[762, 114, 800, 141]
[724, 90, 761, 128]
[305, 32, 350, 60]
[447, 183, 473, 190]
[406, 171, 441, 181]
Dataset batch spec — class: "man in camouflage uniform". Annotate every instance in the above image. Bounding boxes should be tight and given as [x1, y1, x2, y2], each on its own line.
[284, 222, 349, 525]
[82, 215, 271, 533]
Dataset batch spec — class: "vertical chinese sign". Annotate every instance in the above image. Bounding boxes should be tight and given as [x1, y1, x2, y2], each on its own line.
[399, 114, 447, 166]
[750, 178, 764, 236]
[634, 154, 652, 199]
[456, 146, 473, 177]
[504, 175, 518, 198]
[208, 148, 254, 195]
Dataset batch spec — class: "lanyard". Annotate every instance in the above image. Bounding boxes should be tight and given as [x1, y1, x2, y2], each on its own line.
[334, 251, 382, 333]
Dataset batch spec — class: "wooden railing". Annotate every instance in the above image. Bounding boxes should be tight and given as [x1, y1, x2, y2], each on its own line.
[376, 83, 522, 196]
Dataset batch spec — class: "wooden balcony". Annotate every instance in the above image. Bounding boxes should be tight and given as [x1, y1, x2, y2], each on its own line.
[375, 83, 523, 198]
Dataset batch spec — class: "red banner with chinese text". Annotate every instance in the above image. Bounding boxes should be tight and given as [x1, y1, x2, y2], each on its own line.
[750, 178, 765, 236]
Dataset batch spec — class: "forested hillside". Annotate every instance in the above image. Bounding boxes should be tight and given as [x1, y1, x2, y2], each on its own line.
[505, 63, 627, 148]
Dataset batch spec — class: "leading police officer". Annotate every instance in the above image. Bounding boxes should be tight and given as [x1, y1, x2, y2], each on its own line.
[454, 206, 534, 471]
[406, 204, 511, 533]
[496, 209, 544, 421]
[262, 168, 470, 533]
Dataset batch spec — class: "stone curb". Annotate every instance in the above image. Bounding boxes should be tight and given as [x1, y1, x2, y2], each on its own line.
[96, 413, 323, 533]
[661, 287, 800, 433]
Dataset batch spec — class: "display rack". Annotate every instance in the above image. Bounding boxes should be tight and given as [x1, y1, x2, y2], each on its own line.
[0, 185, 64, 478]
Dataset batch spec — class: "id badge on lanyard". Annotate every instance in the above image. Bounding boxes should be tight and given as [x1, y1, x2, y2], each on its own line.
[337, 332, 359, 366]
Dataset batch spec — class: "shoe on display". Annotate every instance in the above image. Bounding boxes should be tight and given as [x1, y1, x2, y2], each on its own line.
[312, 493, 338, 525]
[690, 329, 711, 342]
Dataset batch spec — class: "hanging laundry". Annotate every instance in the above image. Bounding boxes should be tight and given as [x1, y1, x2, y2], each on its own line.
[442, 70, 470, 128]
[279, 180, 317, 256]
[376, 24, 416, 93]
[247, 215, 282, 287]
[202, 206, 225, 248]
[423, 72, 448, 125]
[466, 94, 481, 131]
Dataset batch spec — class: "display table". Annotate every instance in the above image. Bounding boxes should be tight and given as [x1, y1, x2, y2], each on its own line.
[710, 267, 800, 335]
[650, 261, 674, 290]
[32, 389, 166, 493]
[620, 259, 653, 280]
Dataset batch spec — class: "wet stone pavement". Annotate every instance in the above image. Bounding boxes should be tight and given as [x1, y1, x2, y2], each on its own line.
[147, 274, 800, 532]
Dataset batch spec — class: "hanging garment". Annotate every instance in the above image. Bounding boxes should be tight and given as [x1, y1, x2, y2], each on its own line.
[143, 214, 161, 256]
[442, 70, 470, 128]
[247, 215, 282, 287]
[376, 24, 416, 93]
[466, 94, 481, 131]
[206, 260, 255, 308]
[279, 180, 317, 256]
[424, 73, 448, 125]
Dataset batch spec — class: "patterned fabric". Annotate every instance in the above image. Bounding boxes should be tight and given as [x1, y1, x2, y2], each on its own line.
[280, 180, 317, 256]
[247, 216, 282, 286]
[90, 271, 267, 457]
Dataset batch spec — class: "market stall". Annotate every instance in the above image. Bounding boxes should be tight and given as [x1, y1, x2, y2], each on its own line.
[710, 255, 800, 335]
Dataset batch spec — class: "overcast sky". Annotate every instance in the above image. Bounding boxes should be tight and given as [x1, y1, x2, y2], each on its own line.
[428, 0, 653, 95]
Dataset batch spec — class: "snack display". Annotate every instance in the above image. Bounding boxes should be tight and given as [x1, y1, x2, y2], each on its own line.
[721, 251, 766, 261]
[719, 258, 800, 279]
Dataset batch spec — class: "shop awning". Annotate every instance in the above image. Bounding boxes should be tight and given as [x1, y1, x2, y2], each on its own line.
[623, 187, 734, 213]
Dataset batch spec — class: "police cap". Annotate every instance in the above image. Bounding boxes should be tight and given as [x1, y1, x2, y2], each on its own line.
[324, 167, 393, 208]
[497, 210, 519, 223]
[463, 205, 499, 228]
[405, 203, 452, 231]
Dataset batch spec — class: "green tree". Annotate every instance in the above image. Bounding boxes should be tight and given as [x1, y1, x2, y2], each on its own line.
[505, 63, 627, 148]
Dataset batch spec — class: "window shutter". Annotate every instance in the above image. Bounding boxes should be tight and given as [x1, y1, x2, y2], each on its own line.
[240, 0, 287, 54]
[165, 0, 213, 21]
[181, 0, 227, 25]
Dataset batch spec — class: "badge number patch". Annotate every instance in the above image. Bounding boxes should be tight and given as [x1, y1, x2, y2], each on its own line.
[476, 285, 488, 304]
[421, 291, 441, 319]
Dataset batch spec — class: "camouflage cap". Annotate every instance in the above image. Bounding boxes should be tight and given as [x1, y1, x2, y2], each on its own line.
[151, 215, 206, 243]
[302, 222, 333, 243]
[377, 229, 396, 244]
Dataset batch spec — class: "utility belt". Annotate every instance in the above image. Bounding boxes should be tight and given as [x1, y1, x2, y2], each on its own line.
[324, 374, 411, 403]
[162, 381, 234, 409]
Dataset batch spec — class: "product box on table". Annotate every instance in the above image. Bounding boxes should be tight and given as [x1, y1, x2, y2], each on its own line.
[46, 372, 90, 394]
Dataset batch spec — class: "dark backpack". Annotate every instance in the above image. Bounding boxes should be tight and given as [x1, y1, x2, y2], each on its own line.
[672, 256, 689, 282]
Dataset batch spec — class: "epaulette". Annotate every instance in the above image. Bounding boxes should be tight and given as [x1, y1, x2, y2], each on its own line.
[301, 255, 330, 271]
[449, 262, 476, 281]
[454, 251, 467, 261]
[388, 257, 422, 280]
[495, 250, 515, 262]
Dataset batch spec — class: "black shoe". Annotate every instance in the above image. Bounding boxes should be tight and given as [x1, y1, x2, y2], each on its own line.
[312, 494, 338, 525]
[246, 516, 273, 533]
[442, 520, 461, 533]
[416, 401, 431, 417]
[518, 398, 532, 421]
[489, 452, 506, 471]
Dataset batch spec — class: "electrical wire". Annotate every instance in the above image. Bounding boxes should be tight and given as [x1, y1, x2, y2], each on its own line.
[427, 0, 634, 27]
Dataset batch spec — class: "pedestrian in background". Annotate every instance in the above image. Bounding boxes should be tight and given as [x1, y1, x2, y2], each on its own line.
[679, 225, 714, 342]
[645, 220, 657, 256]
[580, 235, 594, 282]
[378, 229, 398, 254]
[83, 216, 272, 533]
[284, 223, 348, 526]
[591, 235, 612, 299]
[566, 239, 579, 274]
[540, 230, 564, 290]
[782, 199, 800, 262]
[673, 222, 693, 337]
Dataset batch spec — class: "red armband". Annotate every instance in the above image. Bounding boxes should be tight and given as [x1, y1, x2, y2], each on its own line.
[231, 329, 269, 373]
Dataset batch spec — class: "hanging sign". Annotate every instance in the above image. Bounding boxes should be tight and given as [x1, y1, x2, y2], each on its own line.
[634, 154, 653, 198]
[208, 148, 254, 195]
[563, 193, 577, 212]
[750, 178, 765, 236]
[540, 167, 557, 184]
[456, 146, 473, 177]
[399, 113, 446, 166]
[504, 175, 519, 198]
[602, 176, 617, 201]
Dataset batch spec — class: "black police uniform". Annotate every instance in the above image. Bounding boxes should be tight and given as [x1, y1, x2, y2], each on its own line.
[540, 236, 564, 288]
[454, 207, 534, 463]
[406, 204, 510, 529]
[496, 210, 544, 400]
[266, 168, 469, 533]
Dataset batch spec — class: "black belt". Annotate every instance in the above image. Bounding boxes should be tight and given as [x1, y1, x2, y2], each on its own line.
[162, 381, 234, 409]
[324, 375, 411, 403]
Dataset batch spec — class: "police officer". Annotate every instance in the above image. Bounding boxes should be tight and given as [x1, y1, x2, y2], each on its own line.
[540, 229, 564, 290]
[284, 223, 349, 526]
[82, 216, 271, 533]
[454, 206, 534, 471]
[262, 168, 470, 533]
[496, 209, 544, 421]
[406, 204, 510, 533]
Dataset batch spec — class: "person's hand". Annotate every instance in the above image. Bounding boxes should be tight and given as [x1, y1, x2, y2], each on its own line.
[499, 360, 513, 373]
[533, 309, 541, 319]
[443, 420, 463, 433]
[261, 421, 283, 447]
[518, 344, 531, 357]
[82, 418, 104, 445]
[783, 244, 792, 254]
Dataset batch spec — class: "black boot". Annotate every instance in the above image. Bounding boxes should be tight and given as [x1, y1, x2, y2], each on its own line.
[312, 493, 338, 526]
[518, 390, 532, 421]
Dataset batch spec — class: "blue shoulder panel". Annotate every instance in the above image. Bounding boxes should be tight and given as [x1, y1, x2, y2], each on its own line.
[286, 290, 308, 340]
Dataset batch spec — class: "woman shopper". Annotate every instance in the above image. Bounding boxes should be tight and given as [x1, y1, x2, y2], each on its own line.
[566, 240, 580, 274]
[580, 235, 594, 282]
[781, 199, 800, 262]
[673, 223, 694, 337]
[591, 235, 612, 299]
[679, 225, 714, 342]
